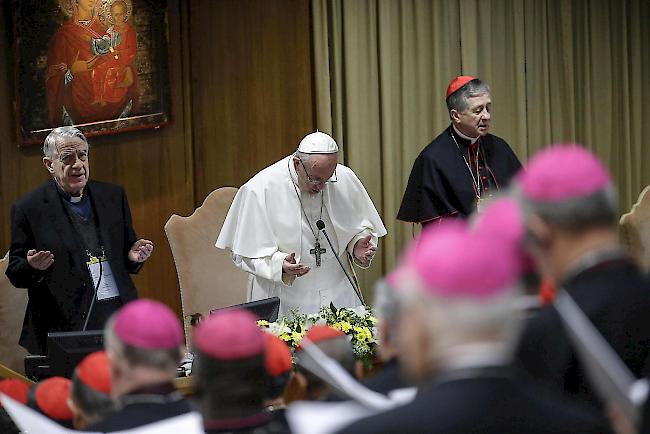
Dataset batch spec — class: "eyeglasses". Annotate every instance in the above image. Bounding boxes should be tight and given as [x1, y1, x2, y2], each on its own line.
[56, 149, 88, 166]
[297, 157, 337, 186]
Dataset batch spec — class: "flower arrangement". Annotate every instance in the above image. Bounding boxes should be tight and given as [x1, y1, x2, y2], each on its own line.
[257, 302, 377, 365]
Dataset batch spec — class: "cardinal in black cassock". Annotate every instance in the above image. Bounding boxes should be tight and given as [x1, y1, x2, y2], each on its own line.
[397, 76, 521, 225]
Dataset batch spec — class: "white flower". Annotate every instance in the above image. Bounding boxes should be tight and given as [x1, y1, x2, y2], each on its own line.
[352, 305, 368, 317]
[267, 322, 291, 335]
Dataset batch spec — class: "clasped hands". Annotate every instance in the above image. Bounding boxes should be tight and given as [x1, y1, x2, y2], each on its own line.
[282, 235, 376, 278]
[27, 239, 154, 271]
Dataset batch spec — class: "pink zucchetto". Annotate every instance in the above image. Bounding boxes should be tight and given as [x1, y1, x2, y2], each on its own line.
[472, 197, 525, 245]
[113, 299, 183, 349]
[395, 220, 521, 300]
[193, 309, 264, 360]
[517, 144, 611, 202]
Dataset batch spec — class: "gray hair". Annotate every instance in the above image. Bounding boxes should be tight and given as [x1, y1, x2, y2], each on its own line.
[404, 283, 523, 367]
[70, 374, 115, 424]
[446, 78, 490, 113]
[372, 279, 401, 345]
[43, 126, 89, 159]
[515, 184, 618, 233]
[103, 316, 183, 372]
[294, 151, 313, 163]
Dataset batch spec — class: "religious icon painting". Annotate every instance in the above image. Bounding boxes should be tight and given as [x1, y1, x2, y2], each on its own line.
[12, 0, 171, 145]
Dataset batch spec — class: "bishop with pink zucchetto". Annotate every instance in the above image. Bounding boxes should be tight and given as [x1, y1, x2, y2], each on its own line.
[338, 208, 609, 434]
[514, 143, 650, 409]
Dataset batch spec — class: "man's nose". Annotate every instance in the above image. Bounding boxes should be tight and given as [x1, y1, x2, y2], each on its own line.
[482, 109, 491, 120]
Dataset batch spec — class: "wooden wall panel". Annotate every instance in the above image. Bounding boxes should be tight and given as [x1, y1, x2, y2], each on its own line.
[0, 0, 194, 317]
[189, 0, 315, 201]
[0, 0, 315, 319]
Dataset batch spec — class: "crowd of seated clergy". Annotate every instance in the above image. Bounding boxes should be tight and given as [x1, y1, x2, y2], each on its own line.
[3, 144, 650, 434]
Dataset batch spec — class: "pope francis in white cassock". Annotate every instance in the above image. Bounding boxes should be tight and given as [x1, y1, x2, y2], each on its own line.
[216, 132, 387, 316]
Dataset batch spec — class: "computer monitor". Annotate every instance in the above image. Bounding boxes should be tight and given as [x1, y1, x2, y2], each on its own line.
[46, 330, 104, 378]
[210, 297, 280, 322]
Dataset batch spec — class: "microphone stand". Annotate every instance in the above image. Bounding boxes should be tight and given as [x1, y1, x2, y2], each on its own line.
[82, 258, 102, 331]
[316, 220, 365, 305]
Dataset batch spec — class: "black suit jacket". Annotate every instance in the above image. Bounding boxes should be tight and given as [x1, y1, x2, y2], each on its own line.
[87, 382, 194, 432]
[337, 369, 611, 434]
[6, 180, 142, 354]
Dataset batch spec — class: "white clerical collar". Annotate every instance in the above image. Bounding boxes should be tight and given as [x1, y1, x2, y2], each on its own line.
[452, 125, 480, 144]
[438, 342, 511, 372]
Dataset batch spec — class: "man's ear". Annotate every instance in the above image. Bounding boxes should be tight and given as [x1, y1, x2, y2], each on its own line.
[43, 157, 54, 174]
[449, 109, 461, 124]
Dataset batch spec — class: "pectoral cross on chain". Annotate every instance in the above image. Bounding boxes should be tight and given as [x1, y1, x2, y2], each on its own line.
[310, 241, 326, 267]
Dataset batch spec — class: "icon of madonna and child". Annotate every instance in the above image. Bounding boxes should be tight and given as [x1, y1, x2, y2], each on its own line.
[46, 0, 139, 126]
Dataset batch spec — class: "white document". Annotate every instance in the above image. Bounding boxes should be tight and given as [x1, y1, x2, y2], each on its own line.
[87, 258, 120, 300]
[0, 393, 204, 434]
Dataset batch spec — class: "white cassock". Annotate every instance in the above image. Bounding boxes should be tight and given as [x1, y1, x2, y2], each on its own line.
[216, 155, 387, 316]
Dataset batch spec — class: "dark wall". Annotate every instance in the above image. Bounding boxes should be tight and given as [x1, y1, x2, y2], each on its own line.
[0, 0, 314, 316]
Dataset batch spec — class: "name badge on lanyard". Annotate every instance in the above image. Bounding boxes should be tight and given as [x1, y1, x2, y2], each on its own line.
[86, 250, 120, 301]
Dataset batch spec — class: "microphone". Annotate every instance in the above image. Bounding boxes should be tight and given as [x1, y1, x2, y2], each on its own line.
[316, 220, 365, 305]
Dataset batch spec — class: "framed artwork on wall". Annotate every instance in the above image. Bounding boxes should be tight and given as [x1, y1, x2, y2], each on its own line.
[13, 0, 171, 145]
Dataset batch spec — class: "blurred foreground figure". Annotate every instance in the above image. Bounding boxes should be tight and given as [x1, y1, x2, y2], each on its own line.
[294, 325, 356, 402]
[360, 277, 408, 395]
[193, 309, 288, 434]
[338, 201, 609, 434]
[68, 351, 115, 429]
[88, 299, 192, 432]
[0, 379, 30, 434]
[514, 145, 650, 407]
[28, 376, 73, 428]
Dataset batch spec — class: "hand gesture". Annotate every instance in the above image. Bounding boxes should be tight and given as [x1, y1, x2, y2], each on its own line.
[282, 252, 310, 277]
[27, 249, 54, 271]
[128, 239, 154, 263]
[353, 235, 376, 266]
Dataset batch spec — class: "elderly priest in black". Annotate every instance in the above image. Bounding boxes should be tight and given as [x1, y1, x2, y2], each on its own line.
[6, 126, 153, 355]
[397, 76, 521, 225]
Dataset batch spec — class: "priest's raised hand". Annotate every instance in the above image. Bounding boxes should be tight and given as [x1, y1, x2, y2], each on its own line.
[282, 252, 310, 277]
[26, 249, 55, 271]
[353, 235, 376, 267]
[128, 239, 154, 263]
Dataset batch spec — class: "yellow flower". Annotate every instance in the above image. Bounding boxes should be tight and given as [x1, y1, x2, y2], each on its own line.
[368, 316, 377, 325]
[279, 333, 291, 342]
[339, 321, 352, 333]
[354, 326, 372, 342]
[291, 330, 304, 343]
[257, 320, 269, 327]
